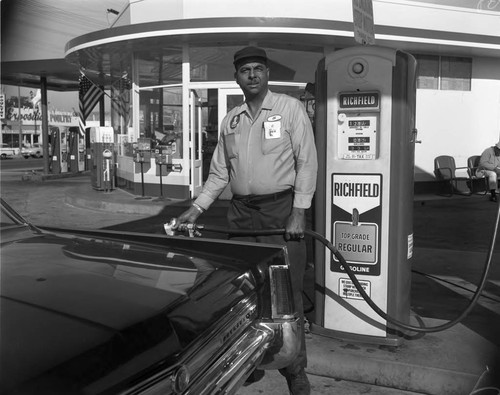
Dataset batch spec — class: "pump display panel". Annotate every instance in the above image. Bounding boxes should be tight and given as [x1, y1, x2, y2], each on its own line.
[337, 91, 380, 160]
[338, 114, 378, 159]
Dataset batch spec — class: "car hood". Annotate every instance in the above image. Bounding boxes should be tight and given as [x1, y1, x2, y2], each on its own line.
[1, 227, 262, 394]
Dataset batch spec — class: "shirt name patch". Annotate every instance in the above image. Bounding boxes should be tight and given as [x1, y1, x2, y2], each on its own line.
[264, 120, 281, 139]
[267, 115, 282, 122]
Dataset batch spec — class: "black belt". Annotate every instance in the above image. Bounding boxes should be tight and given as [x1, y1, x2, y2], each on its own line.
[232, 188, 293, 210]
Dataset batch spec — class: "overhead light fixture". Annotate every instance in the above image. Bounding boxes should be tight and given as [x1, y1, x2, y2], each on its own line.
[107, 8, 119, 15]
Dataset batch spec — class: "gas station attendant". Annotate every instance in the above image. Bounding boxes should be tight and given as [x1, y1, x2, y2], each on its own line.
[173, 46, 318, 395]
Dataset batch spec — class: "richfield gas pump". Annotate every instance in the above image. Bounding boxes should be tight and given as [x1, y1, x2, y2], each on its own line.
[50, 127, 68, 174]
[67, 127, 80, 174]
[313, 46, 417, 346]
[89, 126, 115, 191]
[66, 126, 85, 172]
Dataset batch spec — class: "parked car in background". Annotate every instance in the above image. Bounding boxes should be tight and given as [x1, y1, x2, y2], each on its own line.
[21, 142, 43, 158]
[0, 143, 16, 159]
[0, 198, 299, 395]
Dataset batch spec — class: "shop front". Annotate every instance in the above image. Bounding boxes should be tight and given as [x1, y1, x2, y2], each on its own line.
[67, 37, 322, 199]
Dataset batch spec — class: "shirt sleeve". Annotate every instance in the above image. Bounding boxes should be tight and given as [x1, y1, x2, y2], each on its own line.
[289, 99, 318, 209]
[194, 121, 231, 210]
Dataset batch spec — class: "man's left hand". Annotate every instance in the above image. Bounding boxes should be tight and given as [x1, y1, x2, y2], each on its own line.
[285, 207, 306, 241]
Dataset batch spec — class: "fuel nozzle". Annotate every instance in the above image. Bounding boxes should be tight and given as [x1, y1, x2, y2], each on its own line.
[163, 218, 203, 237]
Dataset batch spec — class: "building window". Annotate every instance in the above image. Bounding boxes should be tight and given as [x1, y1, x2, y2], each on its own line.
[136, 47, 183, 86]
[416, 55, 471, 91]
[139, 87, 183, 159]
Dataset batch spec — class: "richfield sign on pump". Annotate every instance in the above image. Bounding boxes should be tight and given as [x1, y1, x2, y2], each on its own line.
[331, 173, 382, 275]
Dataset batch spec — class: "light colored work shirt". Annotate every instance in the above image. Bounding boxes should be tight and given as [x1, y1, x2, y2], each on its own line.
[479, 146, 500, 172]
[195, 90, 318, 210]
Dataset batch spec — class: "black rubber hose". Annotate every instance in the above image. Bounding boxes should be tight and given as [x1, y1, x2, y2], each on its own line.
[197, 200, 499, 333]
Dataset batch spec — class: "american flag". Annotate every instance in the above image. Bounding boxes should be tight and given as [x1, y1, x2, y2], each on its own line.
[79, 74, 103, 121]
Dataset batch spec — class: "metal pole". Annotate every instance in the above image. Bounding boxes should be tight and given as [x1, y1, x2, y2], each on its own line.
[17, 86, 22, 153]
[159, 164, 164, 198]
[153, 162, 165, 201]
[99, 86, 105, 126]
[134, 157, 151, 200]
[41, 77, 49, 174]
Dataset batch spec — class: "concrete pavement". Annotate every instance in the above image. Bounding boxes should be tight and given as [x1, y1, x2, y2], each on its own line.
[1, 170, 499, 395]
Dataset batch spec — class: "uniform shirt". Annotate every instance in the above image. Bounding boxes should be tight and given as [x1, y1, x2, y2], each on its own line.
[479, 146, 500, 172]
[195, 90, 318, 210]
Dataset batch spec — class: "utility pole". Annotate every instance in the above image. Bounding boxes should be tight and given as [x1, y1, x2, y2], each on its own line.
[18, 86, 22, 152]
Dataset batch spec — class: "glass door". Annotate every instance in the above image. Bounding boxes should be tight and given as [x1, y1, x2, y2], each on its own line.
[217, 88, 243, 200]
[189, 90, 203, 197]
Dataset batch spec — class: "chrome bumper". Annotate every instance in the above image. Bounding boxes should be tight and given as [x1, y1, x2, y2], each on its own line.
[187, 317, 299, 395]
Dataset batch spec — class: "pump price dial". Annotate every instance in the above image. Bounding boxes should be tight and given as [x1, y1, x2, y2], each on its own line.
[349, 137, 370, 144]
[348, 120, 370, 128]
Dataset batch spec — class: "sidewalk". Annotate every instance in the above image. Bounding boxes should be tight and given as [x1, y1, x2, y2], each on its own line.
[2, 172, 500, 395]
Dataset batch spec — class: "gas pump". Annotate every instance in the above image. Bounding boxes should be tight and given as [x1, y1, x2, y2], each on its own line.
[78, 134, 86, 172]
[89, 126, 115, 190]
[85, 127, 92, 171]
[50, 127, 60, 174]
[67, 127, 79, 174]
[102, 148, 113, 192]
[313, 46, 417, 346]
[50, 127, 68, 174]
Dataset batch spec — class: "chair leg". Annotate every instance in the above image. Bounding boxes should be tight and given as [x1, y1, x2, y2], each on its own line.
[452, 179, 471, 196]
[436, 180, 453, 197]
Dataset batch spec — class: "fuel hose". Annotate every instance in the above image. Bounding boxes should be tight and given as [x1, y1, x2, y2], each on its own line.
[165, 199, 499, 334]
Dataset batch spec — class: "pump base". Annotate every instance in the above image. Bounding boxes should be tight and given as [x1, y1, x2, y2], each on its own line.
[310, 323, 403, 347]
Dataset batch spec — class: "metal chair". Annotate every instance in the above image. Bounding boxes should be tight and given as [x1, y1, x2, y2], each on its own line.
[433, 155, 471, 196]
[466, 155, 488, 195]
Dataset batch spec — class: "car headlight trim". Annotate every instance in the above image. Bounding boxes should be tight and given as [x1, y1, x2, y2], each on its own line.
[172, 364, 190, 394]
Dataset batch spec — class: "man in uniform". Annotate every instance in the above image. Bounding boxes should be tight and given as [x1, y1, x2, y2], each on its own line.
[173, 46, 317, 395]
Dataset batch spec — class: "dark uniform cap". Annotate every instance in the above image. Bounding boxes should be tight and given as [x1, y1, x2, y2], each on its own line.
[233, 46, 268, 68]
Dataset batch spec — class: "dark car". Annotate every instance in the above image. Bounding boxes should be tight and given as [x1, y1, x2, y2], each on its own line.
[0, 198, 299, 395]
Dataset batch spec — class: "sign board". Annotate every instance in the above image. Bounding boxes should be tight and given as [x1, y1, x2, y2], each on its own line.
[333, 221, 378, 264]
[352, 0, 375, 45]
[339, 91, 379, 110]
[331, 173, 382, 275]
[339, 278, 371, 300]
[0, 94, 5, 119]
[168, 163, 183, 172]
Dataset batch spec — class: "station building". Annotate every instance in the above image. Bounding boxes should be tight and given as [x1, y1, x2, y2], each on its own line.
[5, 0, 500, 198]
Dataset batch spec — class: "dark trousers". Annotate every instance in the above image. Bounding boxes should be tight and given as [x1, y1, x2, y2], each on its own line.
[227, 192, 307, 375]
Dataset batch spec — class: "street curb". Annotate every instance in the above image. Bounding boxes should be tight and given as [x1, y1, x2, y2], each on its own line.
[65, 189, 167, 216]
[21, 170, 91, 182]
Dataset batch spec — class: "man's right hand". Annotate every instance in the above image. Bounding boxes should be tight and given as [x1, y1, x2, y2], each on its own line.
[172, 205, 203, 229]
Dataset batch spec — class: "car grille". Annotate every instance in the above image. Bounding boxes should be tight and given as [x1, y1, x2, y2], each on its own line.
[269, 265, 295, 319]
